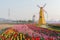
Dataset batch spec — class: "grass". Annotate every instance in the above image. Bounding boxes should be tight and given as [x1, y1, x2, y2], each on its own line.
[45, 24, 60, 32]
[48, 26, 60, 32]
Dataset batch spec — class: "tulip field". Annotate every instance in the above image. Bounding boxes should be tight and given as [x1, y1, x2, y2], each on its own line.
[0, 24, 60, 40]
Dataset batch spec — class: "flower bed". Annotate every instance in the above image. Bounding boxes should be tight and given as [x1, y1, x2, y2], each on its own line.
[0, 24, 60, 40]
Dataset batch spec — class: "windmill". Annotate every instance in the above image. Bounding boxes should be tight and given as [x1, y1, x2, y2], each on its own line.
[32, 15, 35, 23]
[8, 8, 10, 20]
[37, 4, 48, 27]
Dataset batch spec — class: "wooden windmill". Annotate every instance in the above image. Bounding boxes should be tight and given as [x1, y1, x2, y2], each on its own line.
[37, 4, 47, 27]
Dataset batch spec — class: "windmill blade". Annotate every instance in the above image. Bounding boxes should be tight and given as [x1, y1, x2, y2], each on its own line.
[44, 9, 48, 20]
[43, 4, 46, 8]
[37, 5, 40, 8]
[44, 9, 47, 13]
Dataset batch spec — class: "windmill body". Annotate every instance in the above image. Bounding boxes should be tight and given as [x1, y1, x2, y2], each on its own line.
[38, 7, 46, 26]
[37, 4, 48, 28]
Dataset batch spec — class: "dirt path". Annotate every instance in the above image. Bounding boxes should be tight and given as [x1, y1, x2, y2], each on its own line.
[0, 24, 13, 30]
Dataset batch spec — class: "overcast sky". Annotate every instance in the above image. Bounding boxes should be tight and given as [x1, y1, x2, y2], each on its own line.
[0, 0, 60, 21]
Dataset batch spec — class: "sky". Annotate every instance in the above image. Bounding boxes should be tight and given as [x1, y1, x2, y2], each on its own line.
[0, 0, 60, 21]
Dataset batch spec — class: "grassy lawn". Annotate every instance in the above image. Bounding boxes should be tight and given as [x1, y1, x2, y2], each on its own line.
[48, 26, 60, 32]
[51, 26, 60, 30]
